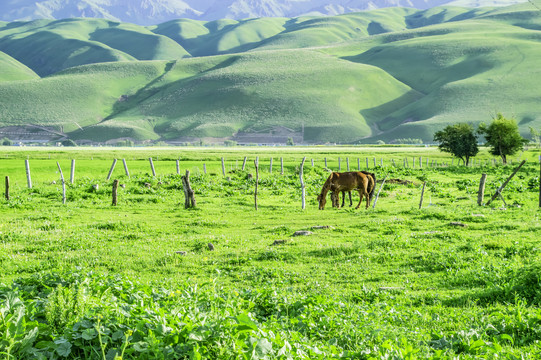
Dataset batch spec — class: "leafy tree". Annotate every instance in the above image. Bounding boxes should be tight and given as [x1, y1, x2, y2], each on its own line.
[1, 137, 12, 146]
[286, 137, 294, 146]
[433, 123, 479, 165]
[478, 113, 528, 164]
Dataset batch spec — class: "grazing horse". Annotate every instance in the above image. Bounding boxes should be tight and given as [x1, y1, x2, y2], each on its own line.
[328, 171, 377, 208]
[317, 171, 374, 210]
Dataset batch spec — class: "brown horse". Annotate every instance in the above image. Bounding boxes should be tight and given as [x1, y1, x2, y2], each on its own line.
[317, 171, 374, 210]
[332, 171, 376, 208]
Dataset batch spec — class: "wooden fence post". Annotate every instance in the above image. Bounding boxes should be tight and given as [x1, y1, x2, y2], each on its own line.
[373, 157, 376, 168]
[419, 182, 427, 209]
[122, 159, 130, 178]
[57, 162, 66, 204]
[281, 157, 284, 175]
[338, 157, 341, 171]
[112, 179, 119, 206]
[478, 174, 487, 206]
[176, 160, 180, 175]
[221, 157, 226, 176]
[270, 158, 273, 173]
[539, 156, 541, 208]
[419, 157, 422, 169]
[380, 158, 383, 167]
[372, 174, 388, 209]
[346, 157, 350, 171]
[181, 170, 196, 208]
[242, 157, 247, 171]
[311, 158, 314, 167]
[254, 159, 259, 210]
[324, 157, 327, 168]
[25, 159, 32, 189]
[203, 163, 207, 174]
[300, 157, 306, 209]
[5, 176, 9, 201]
[70, 159, 75, 184]
[486, 160, 526, 206]
[357, 158, 360, 170]
[149, 158, 156, 176]
[366, 157, 369, 169]
[106, 159, 117, 181]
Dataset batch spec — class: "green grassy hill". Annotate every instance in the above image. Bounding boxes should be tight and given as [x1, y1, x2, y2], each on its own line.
[0, 18, 189, 76]
[0, 62, 169, 132]
[0, 51, 39, 81]
[332, 5, 541, 141]
[71, 51, 420, 143]
[1, 4, 541, 144]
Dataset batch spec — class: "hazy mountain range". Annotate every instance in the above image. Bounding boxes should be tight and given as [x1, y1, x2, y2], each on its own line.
[0, 0, 527, 24]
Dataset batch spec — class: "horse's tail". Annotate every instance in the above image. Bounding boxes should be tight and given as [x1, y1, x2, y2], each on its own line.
[369, 172, 376, 198]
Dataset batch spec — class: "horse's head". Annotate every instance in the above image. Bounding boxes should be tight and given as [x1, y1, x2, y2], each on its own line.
[317, 192, 327, 210]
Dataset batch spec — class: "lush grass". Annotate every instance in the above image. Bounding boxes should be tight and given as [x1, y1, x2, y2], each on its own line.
[0, 51, 39, 82]
[1, 146, 541, 358]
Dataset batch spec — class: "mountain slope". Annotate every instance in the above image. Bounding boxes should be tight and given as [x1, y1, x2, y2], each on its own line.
[334, 6, 541, 141]
[0, 18, 190, 76]
[0, 51, 39, 82]
[0, 62, 169, 133]
[77, 50, 420, 143]
[1, 4, 541, 144]
[0, 0, 527, 24]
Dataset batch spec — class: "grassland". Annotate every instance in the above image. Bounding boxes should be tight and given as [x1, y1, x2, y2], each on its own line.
[1, 4, 541, 144]
[1, 146, 541, 358]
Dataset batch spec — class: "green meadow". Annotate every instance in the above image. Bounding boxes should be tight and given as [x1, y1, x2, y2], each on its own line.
[1, 146, 541, 358]
[1, 4, 541, 144]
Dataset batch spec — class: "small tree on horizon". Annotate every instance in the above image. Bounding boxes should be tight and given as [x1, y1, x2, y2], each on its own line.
[478, 113, 528, 164]
[433, 123, 479, 165]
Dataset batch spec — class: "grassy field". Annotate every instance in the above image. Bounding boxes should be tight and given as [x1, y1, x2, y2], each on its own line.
[2, 4, 541, 144]
[1, 146, 541, 358]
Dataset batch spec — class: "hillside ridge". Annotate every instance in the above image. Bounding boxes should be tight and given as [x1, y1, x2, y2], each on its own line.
[1, 4, 540, 145]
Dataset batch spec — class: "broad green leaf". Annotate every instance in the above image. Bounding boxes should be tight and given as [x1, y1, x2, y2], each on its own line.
[56, 340, 72, 357]
[254, 338, 273, 359]
[112, 330, 124, 341]
[232, 313, 259, 332]
[82, 328, 97, 340]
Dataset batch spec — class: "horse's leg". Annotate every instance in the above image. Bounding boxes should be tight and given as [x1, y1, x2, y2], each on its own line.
[365, 189, 370, 208]
[364, 180, 370, 209]
[334, 190, 341, 208]
[355, 190, 363, 209]
[341, 191, 345, 208]
[348, 191, 352, 206]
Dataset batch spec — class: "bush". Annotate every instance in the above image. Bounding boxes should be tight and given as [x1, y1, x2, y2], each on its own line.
[61, 139, 77, 147]
[394, 138, 423, 144]
[1, 137, 12, 146]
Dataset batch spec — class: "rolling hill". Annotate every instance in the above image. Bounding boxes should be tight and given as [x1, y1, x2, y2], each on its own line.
[1, 4, 541, 144]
